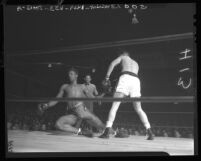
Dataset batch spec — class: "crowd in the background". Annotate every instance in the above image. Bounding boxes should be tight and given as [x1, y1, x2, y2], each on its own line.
[113, 125, 193, 138]
[7, 109, 193, 139]
[7, 109, 58, 132]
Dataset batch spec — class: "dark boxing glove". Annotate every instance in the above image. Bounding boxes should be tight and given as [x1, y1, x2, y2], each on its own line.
[37, 103, 49, 116]
[101, 78, 112, 94]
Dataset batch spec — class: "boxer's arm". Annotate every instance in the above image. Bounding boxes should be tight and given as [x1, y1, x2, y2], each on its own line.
[93, 85, 99, 96]
[84, 90, 94, 98]
[46, 84, 66, 108]
[93, 85, 103, 105]
[82, 85, 94, 98]
[96, 92, 106, 106]
[106, 56, 122, 79]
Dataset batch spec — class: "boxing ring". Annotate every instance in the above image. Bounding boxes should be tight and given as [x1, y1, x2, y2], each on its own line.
[5, 32, 196, 156]
[8, 129, 193, 155]
[6, 96, 195, 156]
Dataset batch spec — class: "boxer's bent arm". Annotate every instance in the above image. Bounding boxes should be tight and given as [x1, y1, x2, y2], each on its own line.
[94, 85, 99, 96]
[106, 56, 122, 78]
[47, 84, 66, 107]
[82, 86, 94, 98]
[84, 90, 94, 98]
[94, 86, 103, 106]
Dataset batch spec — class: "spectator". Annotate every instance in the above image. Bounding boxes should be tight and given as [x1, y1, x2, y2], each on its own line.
[134, 130, 140, 136]
[166, 128, 173, 137]
[173, 129, 181, 138]
[133, 127, 140, 136]
[115, 127, 119, 134]
[33, 123, 40, 131]
[22, 122, 29, 130]
[12, 122, 20, 130]
[7, 121, 12, 130]
[120, 127, 125, 131]
[155, 128, 162, 136]
[128, 128, 132, 135]
[41, 124, 47, 131]
[162, 129, 169, 137]
[19, 121, 23, 130]
[187, 129, 193, 138]
[180, 129, 188, 138]
[46, 122, 52, 130]
[151, 128, 156, 136]
[187, 133, 193, 138]
[32, 119, 41, 131]
[139, 128, 145, 135]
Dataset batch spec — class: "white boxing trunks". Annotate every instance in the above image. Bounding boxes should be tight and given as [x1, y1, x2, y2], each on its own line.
[116, 73, 141, 97]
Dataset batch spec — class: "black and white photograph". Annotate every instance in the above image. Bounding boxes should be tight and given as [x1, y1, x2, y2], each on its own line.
[4, 3, 196, 156]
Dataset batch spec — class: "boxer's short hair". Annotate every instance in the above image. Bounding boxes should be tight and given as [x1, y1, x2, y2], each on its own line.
[117, 48, 130, 56]
[68, 67, 79, 75]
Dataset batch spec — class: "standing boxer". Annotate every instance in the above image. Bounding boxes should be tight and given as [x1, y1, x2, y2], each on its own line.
[99, 50, 154, 140]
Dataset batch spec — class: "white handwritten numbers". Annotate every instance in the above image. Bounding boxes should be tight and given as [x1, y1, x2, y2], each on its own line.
[16, 4, 148, 12]
[177, 49, 192, 89]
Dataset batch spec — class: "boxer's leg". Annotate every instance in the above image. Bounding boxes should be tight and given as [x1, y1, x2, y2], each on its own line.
[85, 102, 93, 113]
[99, 75, 129, 138]
[55, 114, 79, 134]
[99, 92, 125, 138]
[105, 92, 125, 128]
[133, 101, 154, 140]
[86, 103, 94, 132]
[78, 102, 92, 132]
[130, 77, 154, 140]
[88, 103, 94, 113]
[75, 105, 105, 131]
[132, 101, 151, 130]
[74, 118, 83, 129]
[105, 75, 128, 128]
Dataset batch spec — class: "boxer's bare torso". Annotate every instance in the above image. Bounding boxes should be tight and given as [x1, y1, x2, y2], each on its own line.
[106, 54, 139, 77]
[61, 84, 89, 109]
[120, 55, 139, 75]
[46, 82, 92, 111]
[45, 68, 96, 112]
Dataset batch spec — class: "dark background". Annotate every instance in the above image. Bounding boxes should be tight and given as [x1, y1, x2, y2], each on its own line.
[4, 3, 195, 126]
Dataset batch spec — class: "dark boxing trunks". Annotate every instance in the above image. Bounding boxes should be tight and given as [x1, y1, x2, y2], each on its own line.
[66, 102, 86, 114]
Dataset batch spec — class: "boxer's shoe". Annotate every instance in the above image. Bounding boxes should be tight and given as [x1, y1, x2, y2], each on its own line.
[99, 127, 116, 139]
[146, 128, 154, 140]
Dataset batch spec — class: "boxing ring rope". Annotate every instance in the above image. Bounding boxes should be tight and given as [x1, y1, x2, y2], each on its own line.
[5, 32, 193, 57]
[6, 96, 195, 103]
[6, 97, 194, 130]
[6, 96, 194, 135]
